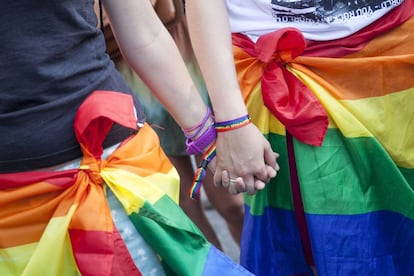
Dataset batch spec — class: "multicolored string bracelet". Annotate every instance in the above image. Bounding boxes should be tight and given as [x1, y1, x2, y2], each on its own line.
[187, 113, 252, 199]
[185, 123, 216, 155]
[183, 107, 217, 155]
[182, 107, 217, 199]
[189, 143, 216, 200]
[214, 114, 251, 132]
[182, 107, 212, 139]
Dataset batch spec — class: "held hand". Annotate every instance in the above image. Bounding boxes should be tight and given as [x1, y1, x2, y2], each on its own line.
[213, 123, 280, 195]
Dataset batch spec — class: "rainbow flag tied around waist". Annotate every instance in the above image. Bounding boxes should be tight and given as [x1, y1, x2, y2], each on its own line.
[233, 2, 414, 275]
[0, 91, 252, 276]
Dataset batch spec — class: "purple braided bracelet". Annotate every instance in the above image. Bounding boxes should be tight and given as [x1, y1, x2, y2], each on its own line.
[185, 123, 217, 155]
[182, 108, 211, 139]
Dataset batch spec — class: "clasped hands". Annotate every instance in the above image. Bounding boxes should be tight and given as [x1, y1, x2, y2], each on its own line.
[207, 123, 280, 195]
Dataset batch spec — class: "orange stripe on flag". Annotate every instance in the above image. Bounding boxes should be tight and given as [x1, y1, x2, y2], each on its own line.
[295, 16, 414, 100]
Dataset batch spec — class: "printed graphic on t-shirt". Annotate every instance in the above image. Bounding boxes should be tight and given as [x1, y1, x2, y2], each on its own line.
[270, 0, 402, 24]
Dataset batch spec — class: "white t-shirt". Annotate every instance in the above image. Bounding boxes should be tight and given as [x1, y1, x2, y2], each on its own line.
[226, 0, 404, 41]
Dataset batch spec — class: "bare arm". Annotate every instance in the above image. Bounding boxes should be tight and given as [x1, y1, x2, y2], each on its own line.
[186, 0, 279, 194]
[102, 0, 207, 130]
[186, 0, 246, 121]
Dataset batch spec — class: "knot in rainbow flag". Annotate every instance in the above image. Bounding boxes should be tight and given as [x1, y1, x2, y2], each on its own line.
[79, 157, 107, 186]
[233, 29, 329, 146]
[0, 90, 254, 276]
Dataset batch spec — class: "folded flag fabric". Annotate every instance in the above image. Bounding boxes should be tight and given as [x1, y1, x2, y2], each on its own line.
[0, 91, 252, 276]
[232, 27, 329, 147]
[233, 3, 414, 275]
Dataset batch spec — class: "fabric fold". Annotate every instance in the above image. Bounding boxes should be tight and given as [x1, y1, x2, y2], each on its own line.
[0, 90, 252, 276]
[233, 28, 328, 146]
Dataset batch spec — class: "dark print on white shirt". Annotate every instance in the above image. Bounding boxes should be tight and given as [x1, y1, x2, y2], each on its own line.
[270, 0, 403, 24]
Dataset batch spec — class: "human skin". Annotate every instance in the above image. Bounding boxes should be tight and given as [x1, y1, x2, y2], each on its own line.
[185, 0, 280, 194]
[103, 0, 279, 194]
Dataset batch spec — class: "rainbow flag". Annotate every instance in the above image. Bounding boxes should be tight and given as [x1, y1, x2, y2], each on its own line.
[233, 3, 414, 275]
[0, 91, 252, 276]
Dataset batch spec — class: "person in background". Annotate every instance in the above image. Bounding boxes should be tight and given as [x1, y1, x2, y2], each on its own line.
[100, 0, 245, 250]
[0, 0, 279, 275]
[186, 0, 414, 275]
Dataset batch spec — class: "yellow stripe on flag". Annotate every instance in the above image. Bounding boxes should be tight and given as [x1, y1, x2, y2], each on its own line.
[0, 205, 80, 276]
[292, 67, 414, 168]
[341, 88, 414, 168]
[245, 83, 286, 136]
[102, 166, 180, 215]
[0, 243, 38, 276]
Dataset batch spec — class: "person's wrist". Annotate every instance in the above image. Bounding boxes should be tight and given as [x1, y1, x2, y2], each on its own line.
[185, 121, 216, 155]
[182, 107, 217, 155]
[182, 107, 212, 139]
[214, 114, 251, 133]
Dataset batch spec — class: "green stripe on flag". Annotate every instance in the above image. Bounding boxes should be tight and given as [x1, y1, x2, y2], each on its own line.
[246, 130, 414, 220]
[129, 195, 210, 276]
[244, 133, 293, 215]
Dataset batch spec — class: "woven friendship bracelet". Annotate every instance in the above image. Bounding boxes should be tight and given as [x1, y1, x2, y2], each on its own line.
[185, 122, 217, 155]
[214, 114, 251, 132]
[182, 107, 211, 139]
[189, 143, 216, 200]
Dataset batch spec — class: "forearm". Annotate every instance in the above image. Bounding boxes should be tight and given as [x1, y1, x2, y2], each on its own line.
[186, 0, 279, 194]
[185, 0, 247, 121]
[103, 0, 207, 129]
[124, 28, 206, 129]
